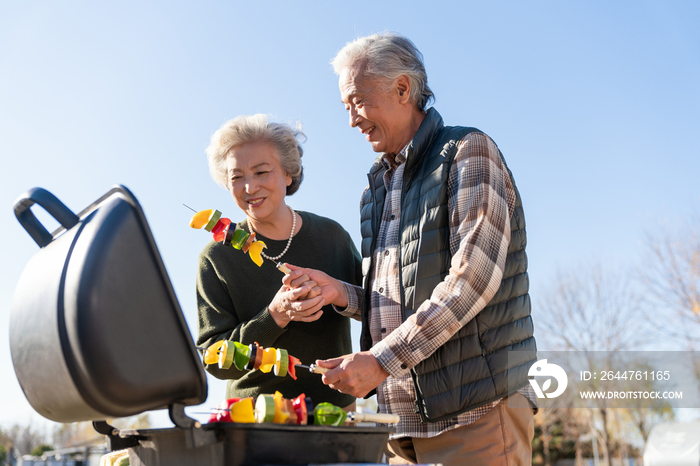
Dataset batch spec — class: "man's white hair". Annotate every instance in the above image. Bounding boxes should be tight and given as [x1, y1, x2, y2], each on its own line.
[331, 32, 434, 110]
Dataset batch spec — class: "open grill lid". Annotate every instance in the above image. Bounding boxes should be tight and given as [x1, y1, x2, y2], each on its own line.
[11, 185, 207, 423]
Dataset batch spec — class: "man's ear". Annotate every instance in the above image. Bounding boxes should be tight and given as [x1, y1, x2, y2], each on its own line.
[396, 75, 411, 104]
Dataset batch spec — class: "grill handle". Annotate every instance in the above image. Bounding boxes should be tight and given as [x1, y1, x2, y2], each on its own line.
[14, 187, 79, 248]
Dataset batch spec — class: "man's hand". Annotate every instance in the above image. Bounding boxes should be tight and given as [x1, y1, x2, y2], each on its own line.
[316, 351, 389, 398]
[282, 264, 348, 308]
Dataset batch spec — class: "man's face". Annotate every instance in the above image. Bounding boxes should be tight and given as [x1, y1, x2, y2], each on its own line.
[339, 63, 408, 155]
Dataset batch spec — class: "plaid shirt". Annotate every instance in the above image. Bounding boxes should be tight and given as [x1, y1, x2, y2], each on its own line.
[338, 131, 535, 439]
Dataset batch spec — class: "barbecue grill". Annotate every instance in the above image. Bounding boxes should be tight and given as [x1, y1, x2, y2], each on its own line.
[10, 185, 391, 465]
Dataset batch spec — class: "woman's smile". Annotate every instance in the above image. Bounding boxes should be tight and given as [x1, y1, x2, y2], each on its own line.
[247, 197, 266, 208]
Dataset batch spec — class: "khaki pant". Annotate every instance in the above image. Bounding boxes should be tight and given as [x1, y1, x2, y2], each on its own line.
[385, 393, 535, 466]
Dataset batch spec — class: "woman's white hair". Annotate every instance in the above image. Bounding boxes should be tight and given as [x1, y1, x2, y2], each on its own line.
[331, 32, 434, 110]
[205, 114, 305, 195]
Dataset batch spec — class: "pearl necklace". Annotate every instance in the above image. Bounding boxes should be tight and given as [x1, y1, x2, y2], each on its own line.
[248, 205, 296, 261]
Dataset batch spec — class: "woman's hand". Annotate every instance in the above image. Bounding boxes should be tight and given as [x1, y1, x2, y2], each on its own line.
[268, 272, 325, 328]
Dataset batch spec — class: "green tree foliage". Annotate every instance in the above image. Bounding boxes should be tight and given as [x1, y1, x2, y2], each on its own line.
[2, 423, 47, 456]
[30, 444, 53, 457]
[532, 418, 576, 465]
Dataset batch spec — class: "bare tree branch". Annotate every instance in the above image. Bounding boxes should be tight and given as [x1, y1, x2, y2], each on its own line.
[537, 261, 648, 352]
[638, 214, 700, 345]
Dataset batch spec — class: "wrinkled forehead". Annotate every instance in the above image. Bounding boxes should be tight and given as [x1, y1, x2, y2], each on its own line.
[225, 141, 280, 171]
[339, 61, 373, 100]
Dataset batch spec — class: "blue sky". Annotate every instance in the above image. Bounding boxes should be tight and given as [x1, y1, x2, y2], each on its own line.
[1, 1, 698, 429]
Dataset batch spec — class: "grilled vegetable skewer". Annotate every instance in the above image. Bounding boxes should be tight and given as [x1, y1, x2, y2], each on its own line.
[207, 393, 400, 426]
[201, 340, 303, 380]
[189, 208, 273, 268]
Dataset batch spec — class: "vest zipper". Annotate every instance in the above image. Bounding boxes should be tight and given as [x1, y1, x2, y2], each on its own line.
[398, 162, 431, 422]
[360, 172, 380, 353]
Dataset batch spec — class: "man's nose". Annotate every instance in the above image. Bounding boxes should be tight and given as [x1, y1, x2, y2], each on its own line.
[349, 108, 361, 127]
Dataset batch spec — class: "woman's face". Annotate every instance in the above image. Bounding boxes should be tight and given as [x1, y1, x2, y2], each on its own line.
[226, 141, 292, 224]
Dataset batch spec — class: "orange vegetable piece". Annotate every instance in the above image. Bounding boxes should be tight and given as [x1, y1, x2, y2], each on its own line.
[284, 399, 298, 425]
[253, 343, 264, 370]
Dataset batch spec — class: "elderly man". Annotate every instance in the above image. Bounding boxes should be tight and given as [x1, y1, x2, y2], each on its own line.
[286, 32, 537, 465]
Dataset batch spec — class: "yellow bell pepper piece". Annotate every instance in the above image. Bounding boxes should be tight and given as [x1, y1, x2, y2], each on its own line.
[190, 209, 213, 229]
[203, 340, 225, 365]
[247, 240, 267, 267]
[272, 391, 290, 424]
[230, 397, 256, 423]
[258, 347, 277, 373]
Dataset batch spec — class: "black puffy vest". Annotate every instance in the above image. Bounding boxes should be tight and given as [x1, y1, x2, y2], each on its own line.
[359, 108, 536, 422]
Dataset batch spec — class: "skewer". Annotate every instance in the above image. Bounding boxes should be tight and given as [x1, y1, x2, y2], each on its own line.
[193, 409, 399, 424]
[196, 346, 326, 374]
[197, 343, 328, 379]
[276, 262, 291, 274]
[185, 203, 291, 274]
[295, 363, 329, 374]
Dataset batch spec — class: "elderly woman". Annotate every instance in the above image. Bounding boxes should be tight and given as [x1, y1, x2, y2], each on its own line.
[196, 114, 358, 409]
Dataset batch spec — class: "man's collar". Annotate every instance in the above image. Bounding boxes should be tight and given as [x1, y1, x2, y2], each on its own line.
[381, 144, 409, 170]
[404, 108, 443, 171]
[370, 108, 441, 175]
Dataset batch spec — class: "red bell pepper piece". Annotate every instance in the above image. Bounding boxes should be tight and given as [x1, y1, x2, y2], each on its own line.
[288, 355, 301, 380]
[208, 397, 240, 423]
[211, 217, 231, 242]
[292, 394, 308, 425]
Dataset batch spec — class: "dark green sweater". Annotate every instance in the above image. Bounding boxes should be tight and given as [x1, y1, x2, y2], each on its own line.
[196, 211, 360, 407]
